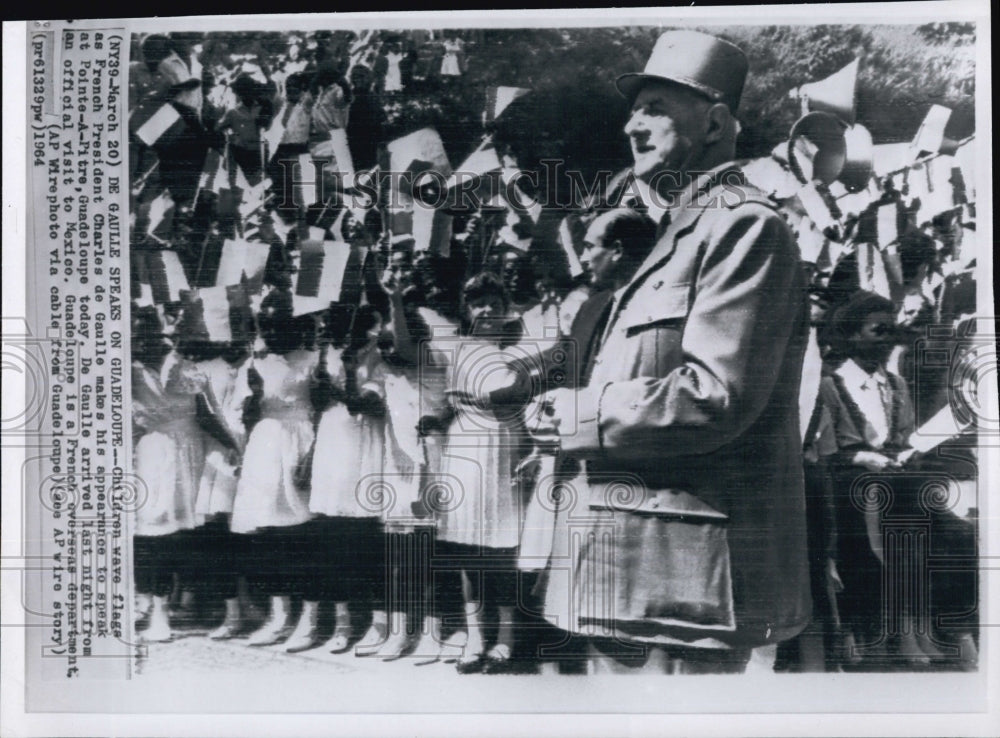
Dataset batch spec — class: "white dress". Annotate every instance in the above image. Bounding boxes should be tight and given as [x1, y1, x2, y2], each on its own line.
[440, 40, 462, 77]
[195, 356, 248, 523]
[308, 344, 387, 520]
[384, 52, 404, 92]
[437, 339, 525, 550]
[132, 355, 212, 537]
[230, 349, 317, 534]
[380, 362, 425, 526]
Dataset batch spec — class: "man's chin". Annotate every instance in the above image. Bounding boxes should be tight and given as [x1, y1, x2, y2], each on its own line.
[631, 157, 661, 183]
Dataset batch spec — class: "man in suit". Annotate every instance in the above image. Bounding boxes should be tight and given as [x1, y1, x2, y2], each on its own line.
[542, 29, 812, 674]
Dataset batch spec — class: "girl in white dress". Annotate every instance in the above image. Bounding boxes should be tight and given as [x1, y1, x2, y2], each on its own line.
[369, 331, 430, 660]
[194, 340, 254, 640]
[229, 290, 319, 646]
[300, 305, 390, 654]
[436, 272, 532, 673]
[132, 310, 229, 642]
[382, 43, 404, 93]
[440, 36, 464, 78]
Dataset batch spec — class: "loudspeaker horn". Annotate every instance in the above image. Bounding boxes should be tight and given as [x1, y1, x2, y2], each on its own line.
[788, 111, 847, 186]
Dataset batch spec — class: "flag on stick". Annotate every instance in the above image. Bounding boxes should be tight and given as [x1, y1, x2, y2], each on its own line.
[136, 249, 190, 304]
[145, 190, 176, 242]
[796, 182, 838, 232]
[293, 240, 365, 316]
[215, 239, 272, 292]
[131, 102, 185, 147]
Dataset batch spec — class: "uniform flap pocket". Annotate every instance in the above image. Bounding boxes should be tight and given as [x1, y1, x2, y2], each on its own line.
[621, 282, 691, 333]
[586, 478, 729, 522]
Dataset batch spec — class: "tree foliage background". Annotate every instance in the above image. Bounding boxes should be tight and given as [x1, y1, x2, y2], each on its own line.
[177, 22, 977, 173]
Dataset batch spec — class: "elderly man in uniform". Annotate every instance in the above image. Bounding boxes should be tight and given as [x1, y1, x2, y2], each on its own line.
[542, 29, 812, 674]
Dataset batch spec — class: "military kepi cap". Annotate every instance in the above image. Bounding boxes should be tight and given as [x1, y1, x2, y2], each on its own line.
[616, 30, 749, 113]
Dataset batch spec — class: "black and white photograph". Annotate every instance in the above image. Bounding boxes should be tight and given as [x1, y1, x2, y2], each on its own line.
[1, 4, 997, 736]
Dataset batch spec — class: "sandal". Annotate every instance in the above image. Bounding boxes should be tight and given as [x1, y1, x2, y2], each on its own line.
[482, 644, 514, 675]
[455, 651, 486, 674]
[439, 632, 467, 664]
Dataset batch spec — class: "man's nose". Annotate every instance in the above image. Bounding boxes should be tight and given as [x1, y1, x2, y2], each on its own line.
[624, 111, 646, 138]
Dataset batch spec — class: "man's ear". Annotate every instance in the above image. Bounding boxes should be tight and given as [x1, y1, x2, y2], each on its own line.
[704, 103, 731, 145]
[609, 239, 624, 263]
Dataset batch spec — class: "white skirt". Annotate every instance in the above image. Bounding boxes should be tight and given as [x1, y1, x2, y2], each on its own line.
[230, 416, 314, 534]
[134, 428, 202, 537]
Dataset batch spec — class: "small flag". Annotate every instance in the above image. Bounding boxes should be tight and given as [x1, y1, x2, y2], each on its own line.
[293, 240, 364, 316]
[328, 127, 355, 180]
[238, 177, 273, 220]
[875, 202, 899, 247]
[480, 169, 542, 223]
[135, 282, 155, 308]
[446, 140, 503, 212]
[137, 249, 190, 304]
[921, 156, 959, 223]
[180, 283, 253, 342]
[215, 239, 272, 292]
[484, 86, 530, 127]
[145, 190, 176, 242]
[796, 182, 838, 232]
[910, 105, 952, 159]
[387, 209, 413, 240]
[856, 242, 892, 300]
[131, 102, 185, 147]
[796, 219, 827, 265]
[196, 148, 227, 202]
[385, 128, 452, 210]
[413, 205, 453, 257]
[202, 286, 235, 342]
[881, 242, 904, 293]
[872, 142, 911, 179]
[953, 137, 975, 204]
[501, 168, 542, 223]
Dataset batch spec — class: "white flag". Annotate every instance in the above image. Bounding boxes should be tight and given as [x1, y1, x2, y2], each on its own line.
[293, 240, 361, 316]
[132, 103, 184, 147]
[215, 239, 272, 292]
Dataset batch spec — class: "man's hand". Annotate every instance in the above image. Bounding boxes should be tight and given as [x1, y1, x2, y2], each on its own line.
[895, 448, 922, 468]
[381, 269, 400, 297]
[851, 450, 901, 472]
[541, 387, 579, 437]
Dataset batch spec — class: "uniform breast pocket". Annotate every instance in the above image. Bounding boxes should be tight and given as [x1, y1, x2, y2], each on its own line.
[621, 283, 690, 376]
